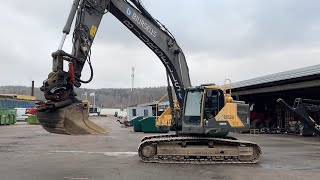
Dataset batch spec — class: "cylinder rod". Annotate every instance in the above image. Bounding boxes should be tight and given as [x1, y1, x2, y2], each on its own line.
[63, 0, 81, 34]
[58, 33, 67, 50]
[58, 0, 81, 50]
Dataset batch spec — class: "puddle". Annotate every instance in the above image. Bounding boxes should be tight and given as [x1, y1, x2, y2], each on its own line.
[64, 177, 89, 180]
[49, 150, 138, 157]
[103, 152, 137, 157]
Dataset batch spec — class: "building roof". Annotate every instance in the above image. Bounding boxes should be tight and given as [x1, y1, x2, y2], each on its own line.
[135, 101, 170, 107]
[136, 102, 157, 107]
[0, 94, 36, 101]
[231, 64, 320, 90]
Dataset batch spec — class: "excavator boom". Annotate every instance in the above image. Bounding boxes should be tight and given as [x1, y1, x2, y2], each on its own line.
[38, 0, 191, 135]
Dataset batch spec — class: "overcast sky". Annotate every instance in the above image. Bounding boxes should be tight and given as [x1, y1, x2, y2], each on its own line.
[0, 0, 319, 89]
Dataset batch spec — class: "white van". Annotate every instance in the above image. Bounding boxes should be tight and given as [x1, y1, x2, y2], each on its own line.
[14, 108, 28, 122]
[117, 110, 127, 119]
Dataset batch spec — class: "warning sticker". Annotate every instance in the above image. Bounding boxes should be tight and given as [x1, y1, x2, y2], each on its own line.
[90, 25, 97, 37]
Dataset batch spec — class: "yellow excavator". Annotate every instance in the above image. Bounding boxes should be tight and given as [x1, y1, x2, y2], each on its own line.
[37, 0, 261, 164]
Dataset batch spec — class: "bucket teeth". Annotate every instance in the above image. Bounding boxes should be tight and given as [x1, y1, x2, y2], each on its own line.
[37, 101, 107, 135]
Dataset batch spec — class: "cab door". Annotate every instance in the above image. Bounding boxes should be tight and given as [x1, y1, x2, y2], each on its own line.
[202, 89, 225, 123]
[182, 90, 202, 128]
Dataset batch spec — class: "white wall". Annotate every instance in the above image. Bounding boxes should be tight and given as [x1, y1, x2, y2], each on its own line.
[127, 106, 153, 121]
[99, 108, 121, 116]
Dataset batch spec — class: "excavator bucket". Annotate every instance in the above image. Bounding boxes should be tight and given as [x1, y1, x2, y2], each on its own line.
[37, 101, 108, 135]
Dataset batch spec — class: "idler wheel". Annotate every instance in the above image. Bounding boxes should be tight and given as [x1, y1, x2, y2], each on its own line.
[141, 143, 157, 158]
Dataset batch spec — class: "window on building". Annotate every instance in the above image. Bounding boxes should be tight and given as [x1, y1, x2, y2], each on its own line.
[144, 109, 148, 117]
[132, 109, 137, 116]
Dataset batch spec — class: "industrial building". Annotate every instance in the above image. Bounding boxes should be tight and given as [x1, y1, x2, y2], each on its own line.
[231, 64, 320, 134]
[127, 101, 169, 121]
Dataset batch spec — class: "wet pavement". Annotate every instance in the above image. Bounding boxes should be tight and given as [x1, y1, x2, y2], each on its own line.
[0, 116, 319, 180]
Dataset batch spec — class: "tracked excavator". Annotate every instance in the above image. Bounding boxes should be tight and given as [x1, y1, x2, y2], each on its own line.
[37, 0, 261, 164]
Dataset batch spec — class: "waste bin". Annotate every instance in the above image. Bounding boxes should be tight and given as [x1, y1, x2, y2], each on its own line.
[0, 109, 16, 125]
[1, 114, 10, 125]
[27, 115, 40, 125]
[140, 116, 170, 133]
[0, 109, 7, 125]
[8, 109, 17, 124]
[130, 116, 144, 132]
[0, 114, 6, 125]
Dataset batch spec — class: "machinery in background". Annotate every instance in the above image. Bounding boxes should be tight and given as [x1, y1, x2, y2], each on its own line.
[249, 103, 274, 130]
[155, 93, 177, 129]
[278, 98, 320, 136]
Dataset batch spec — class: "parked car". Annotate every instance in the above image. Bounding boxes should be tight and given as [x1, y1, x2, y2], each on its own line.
[117, 110, 127, 119]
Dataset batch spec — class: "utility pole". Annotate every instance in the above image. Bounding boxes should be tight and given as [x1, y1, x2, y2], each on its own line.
[131, 66, 135, 92]
[90, 92, 95, 108]
[130, 66, 135, 106]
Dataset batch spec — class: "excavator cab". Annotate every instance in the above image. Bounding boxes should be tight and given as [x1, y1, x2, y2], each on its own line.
[181, 85, 250, 136]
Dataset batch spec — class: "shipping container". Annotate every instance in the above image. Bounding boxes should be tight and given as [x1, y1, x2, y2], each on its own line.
[0, 99, 35, 109]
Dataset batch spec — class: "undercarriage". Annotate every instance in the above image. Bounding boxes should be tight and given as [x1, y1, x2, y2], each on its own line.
[139, 134, 261, 164]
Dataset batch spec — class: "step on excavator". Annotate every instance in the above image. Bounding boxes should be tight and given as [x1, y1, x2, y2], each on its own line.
[37, 0, 261, 164]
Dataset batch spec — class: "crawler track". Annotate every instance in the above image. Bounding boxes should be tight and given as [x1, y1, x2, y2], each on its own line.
[138, 135, 261, 164]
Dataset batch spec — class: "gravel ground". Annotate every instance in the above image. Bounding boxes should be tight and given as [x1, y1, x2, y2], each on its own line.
[0, 116, 319, 180]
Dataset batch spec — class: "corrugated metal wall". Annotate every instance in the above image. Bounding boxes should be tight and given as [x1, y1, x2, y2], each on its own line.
[0, 99, 35, 109]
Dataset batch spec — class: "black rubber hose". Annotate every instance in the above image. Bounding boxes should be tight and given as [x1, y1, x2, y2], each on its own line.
[75, 59, 93, 83]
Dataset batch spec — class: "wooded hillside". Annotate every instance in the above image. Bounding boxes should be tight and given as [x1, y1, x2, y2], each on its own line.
[0, 86, 168, 109]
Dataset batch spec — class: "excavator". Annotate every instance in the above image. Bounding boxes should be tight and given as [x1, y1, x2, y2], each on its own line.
[37, 0, 261, 164]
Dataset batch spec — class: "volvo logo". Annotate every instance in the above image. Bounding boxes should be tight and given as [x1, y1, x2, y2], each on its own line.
[126, 8, 132, 16]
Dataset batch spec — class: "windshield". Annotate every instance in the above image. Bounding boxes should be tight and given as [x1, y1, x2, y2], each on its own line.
[184, 91, 202, 116]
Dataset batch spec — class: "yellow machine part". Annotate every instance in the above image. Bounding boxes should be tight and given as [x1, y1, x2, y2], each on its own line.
[0, 94, 36, 101]
[156, 106, 172, 127]
[215, 102, 244, 128]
